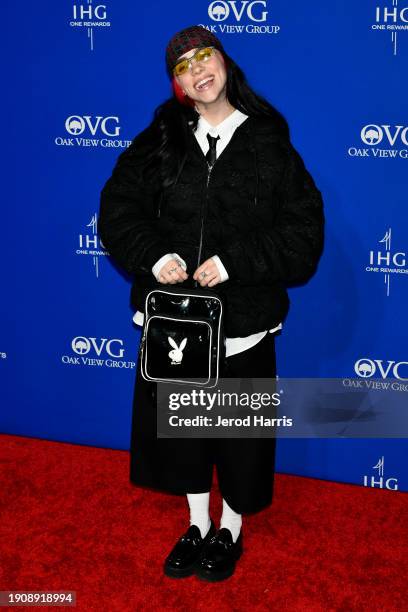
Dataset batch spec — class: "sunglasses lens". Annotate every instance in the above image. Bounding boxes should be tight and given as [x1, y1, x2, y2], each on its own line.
[173, 47, 214, 76]
[174, 61, 188, 76]
[196, 47, 213, 61]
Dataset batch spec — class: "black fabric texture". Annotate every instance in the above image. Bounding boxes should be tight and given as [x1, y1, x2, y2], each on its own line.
[99, 115, 324, 337]
[129, 330, 278, 514]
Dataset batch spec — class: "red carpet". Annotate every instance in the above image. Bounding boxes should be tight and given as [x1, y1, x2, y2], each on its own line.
[0, 433, 406, 611]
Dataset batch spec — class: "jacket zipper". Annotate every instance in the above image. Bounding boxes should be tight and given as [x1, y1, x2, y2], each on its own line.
[157, 192, 163, 219]
[196, 162, 214, 271]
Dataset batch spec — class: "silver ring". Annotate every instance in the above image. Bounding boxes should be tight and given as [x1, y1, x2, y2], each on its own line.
[200, 271, 208, 279]
[169, 266, 178, 273]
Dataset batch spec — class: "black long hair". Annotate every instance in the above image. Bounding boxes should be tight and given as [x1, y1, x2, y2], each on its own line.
[144, 52, 289, 188]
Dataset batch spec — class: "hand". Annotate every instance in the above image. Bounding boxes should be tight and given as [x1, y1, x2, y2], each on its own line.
[158, 258, 188, 284]
[193, 258, 221, 287]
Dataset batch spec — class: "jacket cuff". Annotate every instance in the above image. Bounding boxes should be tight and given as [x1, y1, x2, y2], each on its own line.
[215, 250, 238, 282]
[152, 252, 187, 281]
[212, 255, 229, 283]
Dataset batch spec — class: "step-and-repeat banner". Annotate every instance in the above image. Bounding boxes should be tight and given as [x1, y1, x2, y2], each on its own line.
[2, 1, 407, 492]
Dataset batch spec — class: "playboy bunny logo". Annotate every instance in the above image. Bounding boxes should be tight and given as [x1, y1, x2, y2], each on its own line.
[168, 337, 187, 365]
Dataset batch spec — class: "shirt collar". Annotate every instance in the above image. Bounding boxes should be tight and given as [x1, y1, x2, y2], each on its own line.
[195, 108, 248, 143]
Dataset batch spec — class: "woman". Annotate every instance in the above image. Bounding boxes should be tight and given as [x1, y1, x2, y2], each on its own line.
[99, 25, 324, 582]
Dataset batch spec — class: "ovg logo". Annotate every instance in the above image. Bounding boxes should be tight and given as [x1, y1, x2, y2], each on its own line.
[365, 228, 408, 295]
[55, 115, 131, 149]
[65, 115, 120, 137]
[208, 0, 268, 22]
[76, 213, 108, 278]
[202, 1, 279, 34]
[71, 337, 125, 358]
[72, 338, 89, 355]
[355, 358, 408, 380]
[69, 2, 111, 51]
[361, 125, 382, 146]
[371, 2, 408, 55]
[354, 359, 376, 378]
[361, 124, 408, 147]
[67, 118, 82, 135]
[62, 335, 135, 369]
[348, 124, 408, 159]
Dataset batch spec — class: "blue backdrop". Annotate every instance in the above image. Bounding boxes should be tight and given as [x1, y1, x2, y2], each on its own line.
[2, 1, 407, 492]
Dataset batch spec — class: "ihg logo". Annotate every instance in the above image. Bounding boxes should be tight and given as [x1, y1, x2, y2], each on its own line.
[72, 4, 107, 20]
[363, 456, 398, 490]
[375, 5, 408, 23]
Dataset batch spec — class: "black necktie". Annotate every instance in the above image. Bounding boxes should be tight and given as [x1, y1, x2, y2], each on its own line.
[206, 134, 220, 167]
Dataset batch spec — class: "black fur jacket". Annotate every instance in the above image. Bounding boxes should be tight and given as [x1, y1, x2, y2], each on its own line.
[99, 115, 324, 337]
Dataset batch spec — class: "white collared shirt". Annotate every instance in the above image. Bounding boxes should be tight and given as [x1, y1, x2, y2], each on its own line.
[134, 108, 282, 356]
[194, 108, 248, 159]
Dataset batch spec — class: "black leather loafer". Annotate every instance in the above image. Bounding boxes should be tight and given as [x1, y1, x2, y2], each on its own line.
[195, 528, 243, 582]
[164, 519, 216, 578]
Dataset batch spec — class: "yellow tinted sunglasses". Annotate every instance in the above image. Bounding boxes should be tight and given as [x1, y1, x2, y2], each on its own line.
[173, 46, 216, 77]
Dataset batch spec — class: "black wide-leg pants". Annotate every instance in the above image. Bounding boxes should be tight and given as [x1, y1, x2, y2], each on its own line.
[129, 332, 277, 514]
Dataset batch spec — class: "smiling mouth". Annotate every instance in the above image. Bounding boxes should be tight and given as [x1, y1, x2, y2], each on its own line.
[195, 76, 214, 91]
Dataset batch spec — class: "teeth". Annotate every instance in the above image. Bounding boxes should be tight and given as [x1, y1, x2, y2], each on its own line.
[195, 77, 213, 90]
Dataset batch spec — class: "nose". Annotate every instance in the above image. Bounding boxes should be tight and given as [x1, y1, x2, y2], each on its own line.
[191, 60, 204, 75]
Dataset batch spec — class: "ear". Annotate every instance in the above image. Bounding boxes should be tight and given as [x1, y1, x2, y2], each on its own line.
[179, 338, 187, 351]
[168, 337, 178, 349]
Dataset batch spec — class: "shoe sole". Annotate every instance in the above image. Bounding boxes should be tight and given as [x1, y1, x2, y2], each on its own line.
[195, 548, 243, 582]
[164, 562, 198, 578]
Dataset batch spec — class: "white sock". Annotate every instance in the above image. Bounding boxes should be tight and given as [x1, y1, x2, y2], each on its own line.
[220, 497, 242, 543]
[186, 492, 211, 539]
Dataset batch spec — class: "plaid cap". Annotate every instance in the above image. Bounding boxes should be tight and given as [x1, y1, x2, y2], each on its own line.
[166, 25, 224, 74]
